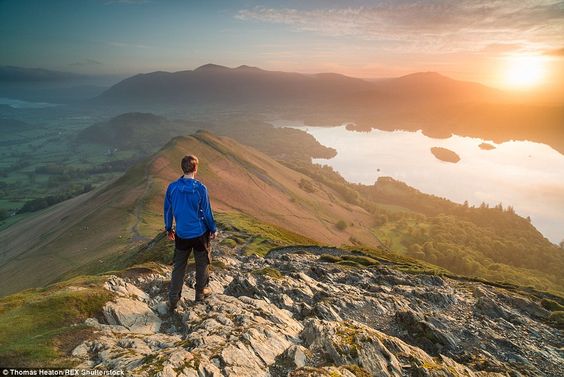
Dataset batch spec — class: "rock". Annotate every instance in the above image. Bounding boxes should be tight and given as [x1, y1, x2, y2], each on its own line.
[395, 310, 459, 354]
[156, 301, 170, 316]
[413, 289, 457, 308]
[302, 318, 403, 376]
[474, 296, 515, 321]
[500, 294, 550, 320]
[104, 276, 150, 301]
[68, 244, 562, 377]
[103, 297, 161, 334]
[286, 345, 308, 368]
[300, 318, 491, 377]
[71, 343, 89, 358]
[221, 341, 267, 376]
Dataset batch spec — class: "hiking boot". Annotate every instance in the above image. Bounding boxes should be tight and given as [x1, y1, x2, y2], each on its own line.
[195, 287, 212, 302]
[166, 300, 178, 312]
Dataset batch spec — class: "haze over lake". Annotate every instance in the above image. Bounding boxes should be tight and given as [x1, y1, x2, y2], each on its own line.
[276, 122, 564, 244]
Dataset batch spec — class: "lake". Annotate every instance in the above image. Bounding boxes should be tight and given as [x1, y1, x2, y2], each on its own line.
[273, 122, 564, 244]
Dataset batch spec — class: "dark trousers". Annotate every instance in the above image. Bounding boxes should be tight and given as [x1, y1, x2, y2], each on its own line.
[168, 232, 211, 304]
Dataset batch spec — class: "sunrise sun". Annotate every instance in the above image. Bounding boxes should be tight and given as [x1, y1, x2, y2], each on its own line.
[503, 55, 546, 89]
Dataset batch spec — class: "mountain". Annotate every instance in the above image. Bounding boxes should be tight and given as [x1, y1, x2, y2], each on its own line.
[94, 64, 496, 107]
[0, 66, 84, 83]
[76, 112, 203, 152]
[0, 65, 120, 103]
[341, 72, 501, 106]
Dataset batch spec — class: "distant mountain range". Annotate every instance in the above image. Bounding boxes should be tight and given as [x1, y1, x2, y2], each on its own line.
[94, 64, 501, 106]
[0, 66, 85, 82]
[0, 66, 119, 102]
[91, 64, 564, 154]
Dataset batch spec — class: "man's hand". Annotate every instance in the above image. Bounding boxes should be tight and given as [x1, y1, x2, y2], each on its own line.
[167, 230, 175, 241]
[210, 230, 219, 240]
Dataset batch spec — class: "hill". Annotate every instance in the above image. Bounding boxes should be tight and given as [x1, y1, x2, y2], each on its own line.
[75, 112, 336, 162]
[76, 112, 205, 152]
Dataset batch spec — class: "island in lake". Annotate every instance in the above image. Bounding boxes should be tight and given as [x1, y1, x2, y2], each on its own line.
[430, 147, 461, 163]
[479, 142, 496, 150]
[345, 122, 370, 132]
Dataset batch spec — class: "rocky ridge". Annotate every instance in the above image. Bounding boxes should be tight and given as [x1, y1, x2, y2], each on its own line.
[70, 239, 563, 376]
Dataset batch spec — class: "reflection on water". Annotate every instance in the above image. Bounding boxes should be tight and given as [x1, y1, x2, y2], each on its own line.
[284, 123, 564, 244]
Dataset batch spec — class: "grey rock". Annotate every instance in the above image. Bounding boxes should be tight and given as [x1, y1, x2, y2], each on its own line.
[103, 297, 161, 334]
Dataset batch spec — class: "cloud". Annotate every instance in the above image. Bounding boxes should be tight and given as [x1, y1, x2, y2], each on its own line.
[480, 43, 524, 54]
[236, 1, 564, 53]
[68, 59, 103, 67]
[544, 47, 564, 56]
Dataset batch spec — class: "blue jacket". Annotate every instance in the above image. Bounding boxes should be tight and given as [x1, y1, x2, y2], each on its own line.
[163, 177, 217, 239]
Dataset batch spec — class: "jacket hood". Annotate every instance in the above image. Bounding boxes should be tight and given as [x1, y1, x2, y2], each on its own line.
[175, 177, 200, 193]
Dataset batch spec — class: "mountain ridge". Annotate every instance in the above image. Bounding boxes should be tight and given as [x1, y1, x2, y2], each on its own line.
[94, 64, 500, 106]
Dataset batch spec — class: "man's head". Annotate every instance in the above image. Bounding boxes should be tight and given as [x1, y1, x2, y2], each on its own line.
[181, 155, 199, 175]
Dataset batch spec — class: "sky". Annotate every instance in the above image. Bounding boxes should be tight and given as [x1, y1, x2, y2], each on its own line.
[1, 0, 563, 93]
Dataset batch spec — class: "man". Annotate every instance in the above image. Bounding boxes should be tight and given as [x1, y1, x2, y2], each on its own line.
[164, 154, 218, 310]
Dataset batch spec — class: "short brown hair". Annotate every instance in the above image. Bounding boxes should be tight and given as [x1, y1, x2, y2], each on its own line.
[181, 155, 199, 174]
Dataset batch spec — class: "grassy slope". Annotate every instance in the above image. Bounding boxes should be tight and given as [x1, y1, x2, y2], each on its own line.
[0, 275, 113, 367]
[0, 162, 147, 296]
[138, 131, 380, 246]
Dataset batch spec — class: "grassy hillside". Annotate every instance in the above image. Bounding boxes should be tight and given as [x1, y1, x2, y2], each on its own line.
[0, 162, 147, 296]
[137, 131, 381, 246]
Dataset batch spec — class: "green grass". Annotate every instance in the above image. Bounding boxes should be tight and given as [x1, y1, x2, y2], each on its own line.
[341, 255, 380, 266]
[0, 275, 113, 367]
[242, 236, 279, 256]
[548, 311, 564, 329]
[216, 212, 317, 256]
[252, 267, 284, 280]
[220, 238, 238, 248]
[319, 254, 342, 263]
[337, 260, 362, 268]
[541, 299, 564, 312]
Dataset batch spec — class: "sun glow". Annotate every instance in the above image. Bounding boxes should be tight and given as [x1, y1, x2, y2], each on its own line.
[503, 55, 546, 89]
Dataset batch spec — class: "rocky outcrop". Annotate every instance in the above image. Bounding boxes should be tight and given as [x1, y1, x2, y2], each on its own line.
[70, 243, 563, 376]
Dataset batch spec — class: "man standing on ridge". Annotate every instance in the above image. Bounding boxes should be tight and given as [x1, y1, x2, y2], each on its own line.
[164, 154, 218, 310]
